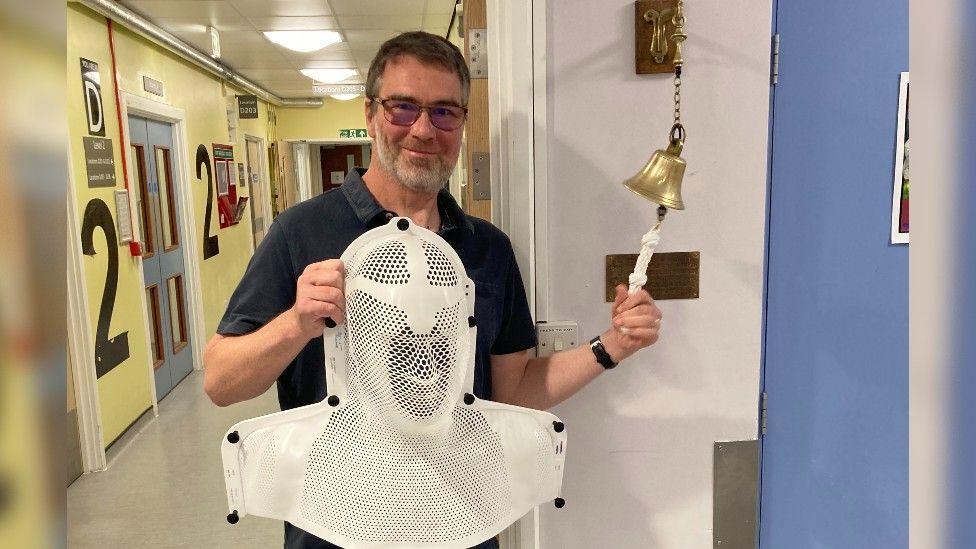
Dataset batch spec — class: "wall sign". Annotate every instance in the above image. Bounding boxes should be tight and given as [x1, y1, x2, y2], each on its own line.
[237, 162, 246, 187]
[83, 136, 117, 188]
[237, 95, 258, 119]
[81, 198, 130, 377]
[313, 83, 365, 95]
[142, 75, 164, 97]
[339, 129, 368, 138]
[80, 58, 106, 136]
[605, 251, 700, 300]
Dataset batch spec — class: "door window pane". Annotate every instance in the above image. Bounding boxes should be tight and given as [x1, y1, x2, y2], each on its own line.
[154, 147, 179, 250]
[131, 145, 154, 258]
[216, 160, 229, 195]
[146, 285, 164, 369]
[167, 275, 188, 354]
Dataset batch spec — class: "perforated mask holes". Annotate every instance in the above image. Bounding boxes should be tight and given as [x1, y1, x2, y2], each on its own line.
[357, 240, 410, 284]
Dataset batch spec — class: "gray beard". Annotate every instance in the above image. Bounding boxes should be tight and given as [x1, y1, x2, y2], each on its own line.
[374, 128, 455, 194]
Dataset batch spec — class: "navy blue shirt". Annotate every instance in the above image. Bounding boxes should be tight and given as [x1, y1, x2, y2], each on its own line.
[217, 169, 537, 549]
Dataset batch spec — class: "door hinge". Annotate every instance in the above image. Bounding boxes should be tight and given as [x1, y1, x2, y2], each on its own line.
[760, 391, 768, 436]
[467, 28, 488, 79]
[771, 34, 780, 85]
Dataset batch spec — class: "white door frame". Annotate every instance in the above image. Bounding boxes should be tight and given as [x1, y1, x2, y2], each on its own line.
[488, 0, 549, 547]
[119, 92, 207, 403]
[67, 147, 108, 473]
[488, 0, 550, 321]
[292, 141, 312, 203]
[243, 133, 272, 254]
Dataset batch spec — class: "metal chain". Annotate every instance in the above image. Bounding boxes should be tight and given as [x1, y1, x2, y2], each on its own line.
[673, 72, 681, 125]
[671, 0, 686, 140]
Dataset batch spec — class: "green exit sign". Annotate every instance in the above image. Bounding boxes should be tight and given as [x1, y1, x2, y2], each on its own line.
[339, 129, 368, 138]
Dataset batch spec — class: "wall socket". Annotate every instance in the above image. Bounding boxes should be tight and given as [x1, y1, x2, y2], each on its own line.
[536, 321, 580, 357]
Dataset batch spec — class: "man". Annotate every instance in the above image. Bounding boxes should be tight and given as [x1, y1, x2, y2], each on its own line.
[204, 31, 662, 549]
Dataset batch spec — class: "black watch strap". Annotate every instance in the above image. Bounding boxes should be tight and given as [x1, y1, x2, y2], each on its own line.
[589, 336, 618, 369]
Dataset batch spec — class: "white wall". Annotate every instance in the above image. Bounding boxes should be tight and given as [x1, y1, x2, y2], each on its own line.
[539, 2, 772, 548]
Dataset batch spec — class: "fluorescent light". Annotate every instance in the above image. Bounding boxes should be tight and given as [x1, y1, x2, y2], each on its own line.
[263, 30, 342, 53]
[300, 68, 359, 83]
[330, 94, 361, 101]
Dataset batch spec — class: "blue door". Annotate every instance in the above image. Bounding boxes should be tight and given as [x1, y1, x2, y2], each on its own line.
[128, 115, 193, 400]
[759, 1, 908, 547]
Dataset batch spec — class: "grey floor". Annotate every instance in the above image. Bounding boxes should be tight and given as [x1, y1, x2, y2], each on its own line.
[67, 371, 283, 548]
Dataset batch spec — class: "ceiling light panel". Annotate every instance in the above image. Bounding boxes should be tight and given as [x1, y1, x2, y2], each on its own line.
[300, 68, 360, 83]
[264, 30, 343, 52]
[299, 59, 359, 69]
[287, 44, 354, 62]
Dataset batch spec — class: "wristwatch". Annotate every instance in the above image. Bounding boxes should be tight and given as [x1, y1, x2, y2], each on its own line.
[589, 336, 618, 369]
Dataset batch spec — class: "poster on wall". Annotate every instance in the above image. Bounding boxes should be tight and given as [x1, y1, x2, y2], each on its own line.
[890, 71, 909, 245]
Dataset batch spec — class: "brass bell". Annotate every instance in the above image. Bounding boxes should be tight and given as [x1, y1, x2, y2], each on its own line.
[622, 137, 686, 210]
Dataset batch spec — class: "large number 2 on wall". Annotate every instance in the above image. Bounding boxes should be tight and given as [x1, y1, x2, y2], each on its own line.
[197, 144, 219, 259]
[80, 198, 131, 378]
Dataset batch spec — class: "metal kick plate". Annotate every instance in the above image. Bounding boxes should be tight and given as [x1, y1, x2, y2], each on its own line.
[714, 440, 759, 549]
[605, 251, 700, 301]
[471, 152, 491, 200]
[467, 28, 488, 79]
[635, 0, 681, 74]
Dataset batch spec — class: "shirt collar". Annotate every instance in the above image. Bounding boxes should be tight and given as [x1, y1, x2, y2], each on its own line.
[341, 168, 474, 234]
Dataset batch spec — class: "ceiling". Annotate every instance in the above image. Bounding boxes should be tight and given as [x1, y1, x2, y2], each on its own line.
[120, 0, 460, 98]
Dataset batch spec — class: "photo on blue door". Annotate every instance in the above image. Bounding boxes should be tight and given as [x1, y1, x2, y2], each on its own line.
[891, 71, 909, 245]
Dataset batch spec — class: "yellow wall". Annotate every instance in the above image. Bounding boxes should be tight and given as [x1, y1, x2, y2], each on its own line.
[68, 4, 272, 446]
[276, 98, 367, 140]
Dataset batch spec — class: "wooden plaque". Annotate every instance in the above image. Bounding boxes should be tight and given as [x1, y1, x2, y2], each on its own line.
[606, 251, 700, 301]
[635, 0, 681, 74]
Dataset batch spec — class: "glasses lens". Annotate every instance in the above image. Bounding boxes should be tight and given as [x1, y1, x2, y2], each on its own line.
[429, 106, 466, 131]
[386, 101, 420, 126]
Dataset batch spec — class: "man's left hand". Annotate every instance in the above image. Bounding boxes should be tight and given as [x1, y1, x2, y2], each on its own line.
[601, 284, 663, 364]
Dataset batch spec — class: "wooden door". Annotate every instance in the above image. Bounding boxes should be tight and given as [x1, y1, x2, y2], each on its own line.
[463, 0, 491, 222]
[275, 140, 297, 212]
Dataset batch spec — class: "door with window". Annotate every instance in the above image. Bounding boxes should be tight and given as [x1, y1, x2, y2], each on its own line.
[128, 115, 193, 400]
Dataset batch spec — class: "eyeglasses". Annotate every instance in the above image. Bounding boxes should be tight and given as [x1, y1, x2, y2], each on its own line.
[371, 97, 468, 131]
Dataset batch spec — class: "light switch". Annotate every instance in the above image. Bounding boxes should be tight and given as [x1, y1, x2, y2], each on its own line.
[536, 321, 579, 358]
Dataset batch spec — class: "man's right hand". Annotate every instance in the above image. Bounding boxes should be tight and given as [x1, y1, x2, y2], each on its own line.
[290, 259, 346, 340]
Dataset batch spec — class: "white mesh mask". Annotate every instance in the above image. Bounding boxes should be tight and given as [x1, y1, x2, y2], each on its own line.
[220, 217, 567, 548]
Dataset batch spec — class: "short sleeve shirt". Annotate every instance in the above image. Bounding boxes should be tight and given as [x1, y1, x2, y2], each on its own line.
[216, 169, 537, 549]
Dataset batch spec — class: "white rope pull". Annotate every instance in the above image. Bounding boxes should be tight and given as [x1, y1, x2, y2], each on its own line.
[628, 222, 662, 295]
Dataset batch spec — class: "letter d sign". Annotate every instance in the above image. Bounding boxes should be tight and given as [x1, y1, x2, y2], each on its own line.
[81, 58, 106, 137]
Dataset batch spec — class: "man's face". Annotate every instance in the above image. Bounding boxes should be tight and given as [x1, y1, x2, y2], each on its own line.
[366, 55, 465, 193]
